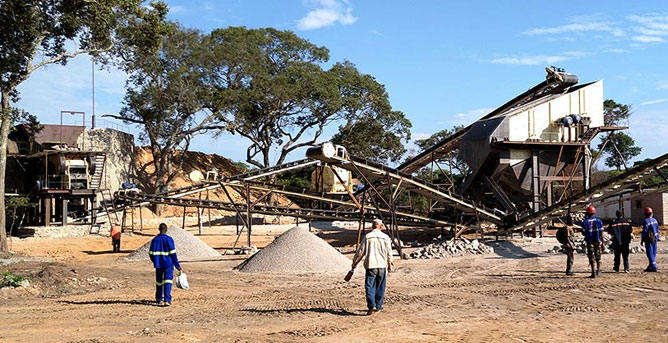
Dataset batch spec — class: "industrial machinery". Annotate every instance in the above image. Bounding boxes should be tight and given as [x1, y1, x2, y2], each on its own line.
[100, 68, 666, 249]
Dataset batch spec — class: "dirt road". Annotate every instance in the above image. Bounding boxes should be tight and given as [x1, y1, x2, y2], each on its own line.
[1, 227, 666, 343]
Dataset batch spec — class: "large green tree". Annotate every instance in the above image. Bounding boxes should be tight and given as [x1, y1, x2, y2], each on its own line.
[110, 24, 223, 195]
[414, 125, 470, 179]
[206, 27, 411, 168]
[596, 99, 641, 170]
[0, 0, 168, 251]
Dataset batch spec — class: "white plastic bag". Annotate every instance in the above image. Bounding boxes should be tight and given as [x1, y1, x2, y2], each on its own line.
[175, 272, 190, 290]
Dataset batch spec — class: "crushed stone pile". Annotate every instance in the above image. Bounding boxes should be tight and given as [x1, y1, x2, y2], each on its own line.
[410, 236, 494, 259]
[236, 226, 351, 274]
[126, 226, 221, 261]
[547, 232, 645, 254]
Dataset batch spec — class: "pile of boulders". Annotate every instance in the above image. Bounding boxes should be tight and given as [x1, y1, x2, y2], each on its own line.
[547, 232, 645, 254]
[409, 236, 494, 259]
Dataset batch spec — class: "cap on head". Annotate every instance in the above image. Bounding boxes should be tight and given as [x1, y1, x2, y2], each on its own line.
[644, 206, 653, 215]
[586, 205, 596, 214]
[372, 218, 383, 227]
[159, 223, 168, 233]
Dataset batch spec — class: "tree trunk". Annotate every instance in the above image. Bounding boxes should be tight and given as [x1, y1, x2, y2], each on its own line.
[0, 91, 12, 252]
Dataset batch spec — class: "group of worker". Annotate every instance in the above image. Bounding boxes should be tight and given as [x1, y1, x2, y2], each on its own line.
[557, 205, 660, 278]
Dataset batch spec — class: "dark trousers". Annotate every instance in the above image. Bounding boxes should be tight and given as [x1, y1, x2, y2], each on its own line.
[586, 241, 601, 273]
[613, 244, 630, 271]
[112, 238, 121, 253]
[563, 246, 574, 273]
[365, 268, 387, 310]
[155, 267, 174, 303]
[645, 241, 658, 272]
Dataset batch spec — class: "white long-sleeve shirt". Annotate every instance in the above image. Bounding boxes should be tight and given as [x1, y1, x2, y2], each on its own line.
[357, 229, 393, 269]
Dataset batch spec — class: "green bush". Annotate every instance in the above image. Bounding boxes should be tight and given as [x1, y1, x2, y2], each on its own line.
[1, 271, 27, 288]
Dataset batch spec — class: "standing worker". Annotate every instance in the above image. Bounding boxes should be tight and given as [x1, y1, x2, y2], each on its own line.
[608, 210, 632, 273]
[556, 224, 575, 276]
[350, 218, 393, 315]
[581, 205, 604, 278]
[641, 207, 660, 272]
[110, 225, 121, 253]
[149, 223, 183, 306]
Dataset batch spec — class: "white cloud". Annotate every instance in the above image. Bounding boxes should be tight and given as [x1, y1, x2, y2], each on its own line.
[524, 20, 624, 37]
[657, 81, 668, 90]
[490, 51, 589, 66]
[297, 0, 357, 30]
[444, 107, 493, 126]
[633, 35, 664, 43]
[639, 98, 668, 106]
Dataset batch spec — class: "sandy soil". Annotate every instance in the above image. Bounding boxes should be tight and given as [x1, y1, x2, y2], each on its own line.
[1, 225, 666, 343]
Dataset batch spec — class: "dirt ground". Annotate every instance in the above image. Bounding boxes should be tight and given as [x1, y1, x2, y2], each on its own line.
[1, 224, 666, 343]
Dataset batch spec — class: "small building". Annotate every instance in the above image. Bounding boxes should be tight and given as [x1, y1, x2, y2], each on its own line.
[594, 190, 666, 225]
[7, 123, 136, 226]
[630, 191, 666, 225]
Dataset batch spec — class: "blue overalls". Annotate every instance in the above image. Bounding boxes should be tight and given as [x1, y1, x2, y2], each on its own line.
[149, 234, 181, 303]
[642, 217, 660, 272]
[581, 216, 604, 275]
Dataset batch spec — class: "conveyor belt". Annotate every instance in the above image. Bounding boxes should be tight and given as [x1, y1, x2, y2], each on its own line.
[507, 152, 668, 232]
[308, 153, 505, 224]
[115, 192, 453, 227]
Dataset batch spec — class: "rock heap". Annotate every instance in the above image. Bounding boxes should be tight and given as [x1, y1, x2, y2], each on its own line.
[409, 236, 494, 259]
[547, 233, 645, 255]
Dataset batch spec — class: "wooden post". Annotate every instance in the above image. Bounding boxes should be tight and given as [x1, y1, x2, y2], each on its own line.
[206, 189, 212, 229]
[44, 197, 51, 226]
[182, 206, 186, 230]
[246, 183, 252, 247]
[197, 191, 202, 235]
[139, 204, 143, 231]
[62, 199, 68, 226]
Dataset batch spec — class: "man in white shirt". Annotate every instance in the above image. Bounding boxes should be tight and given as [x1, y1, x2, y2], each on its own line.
[351, 218, 394, 315]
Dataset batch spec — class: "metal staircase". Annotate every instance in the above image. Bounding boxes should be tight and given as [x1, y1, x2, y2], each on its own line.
[90, 154, 106, 189]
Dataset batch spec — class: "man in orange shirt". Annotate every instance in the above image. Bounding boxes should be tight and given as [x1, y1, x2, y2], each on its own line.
[111, 225, 121, 253]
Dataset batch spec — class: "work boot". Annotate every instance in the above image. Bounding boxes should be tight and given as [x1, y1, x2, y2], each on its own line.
[164, 302, 171, 307]
[624, 269, 629, 273]
[589, 273, 596, 278]
[157, 301, 164, 306]
[366, 308, 377, 316]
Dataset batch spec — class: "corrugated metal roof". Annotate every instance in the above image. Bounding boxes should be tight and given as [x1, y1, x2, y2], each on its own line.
[35, 124, 85, 147]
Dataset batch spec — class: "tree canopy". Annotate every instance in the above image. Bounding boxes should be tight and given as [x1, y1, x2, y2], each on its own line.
[112, 24, 223, 194]
[205, 27, 411, 168]
[596, 99, 641, 170]
[0, 0, 169, 251]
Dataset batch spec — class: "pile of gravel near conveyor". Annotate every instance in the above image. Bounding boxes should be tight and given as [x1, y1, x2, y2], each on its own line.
[126, 226, 221, 261]
[236, 226, 351, 274]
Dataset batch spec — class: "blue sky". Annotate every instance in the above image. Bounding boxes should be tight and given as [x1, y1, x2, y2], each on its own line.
[16, 0, 668, 167]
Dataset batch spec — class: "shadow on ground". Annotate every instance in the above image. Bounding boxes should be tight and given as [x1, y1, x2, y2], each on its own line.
[242, 307, 363, 316]
[485, 241, 539, 259]
[58, 299, 160, 306]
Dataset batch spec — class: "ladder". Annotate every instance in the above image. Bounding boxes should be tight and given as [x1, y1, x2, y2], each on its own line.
[90, 154, 106, 189]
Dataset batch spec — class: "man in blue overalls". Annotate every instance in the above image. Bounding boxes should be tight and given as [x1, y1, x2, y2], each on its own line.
[641, 207, 660, 272]
[581, 205, 604, 278]
[149, 223, 183, 306]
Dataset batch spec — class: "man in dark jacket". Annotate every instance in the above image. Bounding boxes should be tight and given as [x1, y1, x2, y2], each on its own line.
[608, 210, 632, 273]
[149, 223, 183, 306]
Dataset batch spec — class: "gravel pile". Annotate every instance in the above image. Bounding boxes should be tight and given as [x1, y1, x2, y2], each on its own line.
[126, 226, 221, 261]
[410, 236, 494, 259]
[236, 226, 351, 274]
[547, 232, 645, 254]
